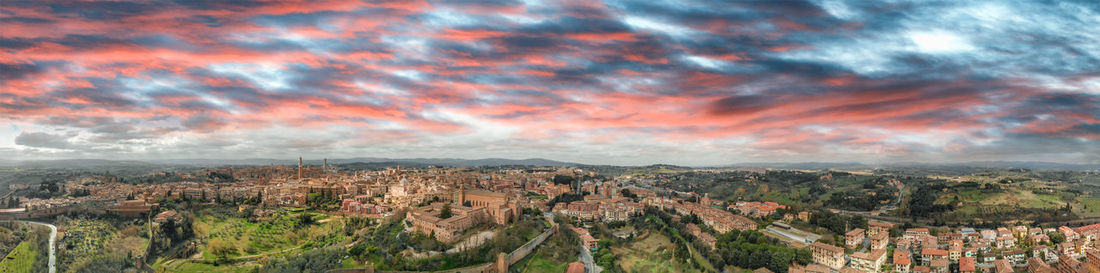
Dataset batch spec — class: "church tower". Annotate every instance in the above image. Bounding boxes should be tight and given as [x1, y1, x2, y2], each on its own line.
[458, 185, 467, 206]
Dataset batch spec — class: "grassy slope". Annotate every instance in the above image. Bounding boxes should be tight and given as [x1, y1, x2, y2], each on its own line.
[197, 211, 344, 260]
[932, 174, 1080, 219]
[517, 252, 569, 273]
[0, 241, 36, 273]
[611, 231, 702, 273]
[155, 259, 258, 273]
[155, 210, 348, 272]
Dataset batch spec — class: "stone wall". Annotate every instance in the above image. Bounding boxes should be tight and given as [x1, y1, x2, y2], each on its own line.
[507, 223, 557, 264]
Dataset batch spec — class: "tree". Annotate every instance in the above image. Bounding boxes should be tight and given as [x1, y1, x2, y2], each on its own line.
[208, 238, 237, 263]
[848, 215, 868, 229]
[296, 214, 315, 226]
[552, 175, 576, 185]
[598, 239, 612, 249]
[620, 189, 637, 199]
[439, 204, 453, 219]
[1050, 232, 1067, 244]
[348, 243, 366, 257]
[263, 246, 345, 273]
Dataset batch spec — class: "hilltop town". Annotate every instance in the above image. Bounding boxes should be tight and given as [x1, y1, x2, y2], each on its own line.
[0, 160, 1099, 273]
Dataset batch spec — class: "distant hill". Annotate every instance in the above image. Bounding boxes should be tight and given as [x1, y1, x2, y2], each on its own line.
[5, 159, 160, 168]
[1, 157, 579, 168]
[722, 161, 1099, 172]
[2, 158, 1095, 171]
[722, 162, 869, 170]
[957, 161, 1100, 170]
[365, 157, 577, 167]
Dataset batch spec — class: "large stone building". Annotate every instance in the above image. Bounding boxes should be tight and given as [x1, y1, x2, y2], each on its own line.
[406, 202, 488, 243]
[459, 187, 521, 225]
[107, 199, 157, 217]
[407, 188, 523, 243]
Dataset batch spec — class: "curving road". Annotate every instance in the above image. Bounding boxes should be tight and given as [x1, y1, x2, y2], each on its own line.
[578, 243, 601, 273]
[18, 221, 56, 273]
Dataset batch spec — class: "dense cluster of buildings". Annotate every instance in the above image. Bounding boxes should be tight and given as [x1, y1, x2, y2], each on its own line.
[551, 182, 645, 222]
[731, 201, 787, 218]
[644, 196, 757, 233]
[800, 220, 1100, 273]
[3, 161, 590, 219]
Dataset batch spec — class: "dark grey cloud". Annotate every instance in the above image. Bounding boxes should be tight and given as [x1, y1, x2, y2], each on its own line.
[708, 94, 776, 116]
[14, 132, 75, 149]
[0, 62, 42, 81]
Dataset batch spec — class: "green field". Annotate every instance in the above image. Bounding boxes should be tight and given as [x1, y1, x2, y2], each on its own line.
[341, 257, 365, 268]
[516, 252, 569, 273]
[60, 219, 118, 265]
[195, 210, 346, 260]
[148, 209, 352, 272]
[0, 241, 37, 273]
[611, 231, 702, 273]
[511, 220, 579, 273]
[1074, 197, 1100, 217]
[154, 258, 259, 273]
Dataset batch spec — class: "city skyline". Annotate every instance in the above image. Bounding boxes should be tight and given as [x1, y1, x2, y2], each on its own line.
[2, 0, 1098, 165]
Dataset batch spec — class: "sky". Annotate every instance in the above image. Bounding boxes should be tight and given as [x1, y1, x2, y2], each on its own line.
[1, 0, 1099, 166]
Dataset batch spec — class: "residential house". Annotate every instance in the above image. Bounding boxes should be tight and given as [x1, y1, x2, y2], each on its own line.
[959, 257, 976, 273]
[993, 259, 1013, 273]
[871, 232, 889, 250]
[847, 228, 867, 249]
[905, 228, 930, 240]
[893, 250, 911, 273]
[1003, 249, 1026, 266]
[868, 221, 893, 237]
[811, 242, 847, 270]
[849, 249, 887, 273]
[920, 248, 947, 266]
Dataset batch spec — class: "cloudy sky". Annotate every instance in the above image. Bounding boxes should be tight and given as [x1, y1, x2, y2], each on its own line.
[1, 0, 1098, 165]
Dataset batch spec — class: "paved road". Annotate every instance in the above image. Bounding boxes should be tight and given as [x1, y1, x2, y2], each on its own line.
[19, 221, 57, 273]
[578, 242, 601, 273]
